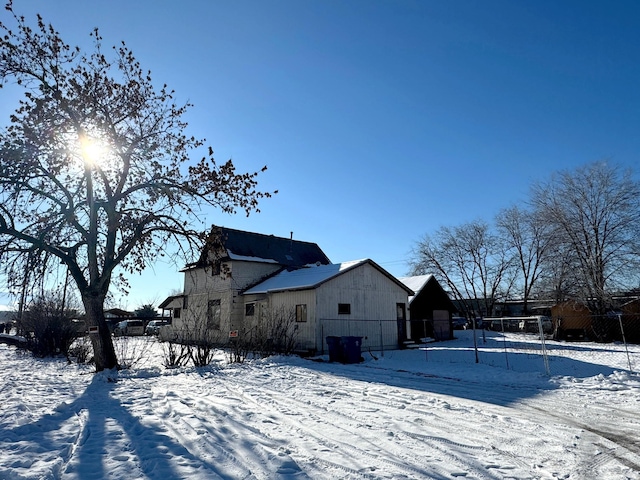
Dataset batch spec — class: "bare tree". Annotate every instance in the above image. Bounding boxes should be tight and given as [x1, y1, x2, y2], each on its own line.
[534, 240, 580, 304]
[0, 6, 272, 370]
[496, 206, 552, 313]
[531, 162, 640, 315]
[411, 220, 515, 319]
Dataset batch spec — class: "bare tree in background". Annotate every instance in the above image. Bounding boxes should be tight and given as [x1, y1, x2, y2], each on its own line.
[534, 240, 580, 304]
[496, 206, 552, 314]
[531, 162, 640, 316]
[0, 6, 273, 370]
[411, 220, 515, 319]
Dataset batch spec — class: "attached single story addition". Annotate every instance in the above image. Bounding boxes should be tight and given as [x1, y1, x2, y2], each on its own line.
[243, 259, 414, 353]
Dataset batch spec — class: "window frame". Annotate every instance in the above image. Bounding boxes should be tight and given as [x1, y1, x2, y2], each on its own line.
[296, 304, 307, 322]
[338, 303, 351, 315]
[207, 299, 222, 330]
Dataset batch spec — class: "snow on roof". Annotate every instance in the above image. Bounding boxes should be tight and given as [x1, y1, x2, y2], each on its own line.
[185, 227, 332, 270]
[218, 227, 331, 267]
[397, 274, 434, 303]
[243, 259, 368, 295]
[226, 250, 280, 264]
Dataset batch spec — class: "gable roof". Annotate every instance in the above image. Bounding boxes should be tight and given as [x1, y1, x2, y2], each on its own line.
[243, 259, 414, 295]
[398, 275, 456, 312]
[189, 227, 331, 269]
[397, 275, 434, 304]
[158, 294, 185, 309]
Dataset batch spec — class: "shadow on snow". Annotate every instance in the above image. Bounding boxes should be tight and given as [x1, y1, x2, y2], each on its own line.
[0, 373, 224, 479]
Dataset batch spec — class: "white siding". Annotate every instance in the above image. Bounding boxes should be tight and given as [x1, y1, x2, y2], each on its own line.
[174, 260, 281, 342]
[259, 263, 408, 353]
[267, 290, 317, 351]
[315, 263, 407, 351]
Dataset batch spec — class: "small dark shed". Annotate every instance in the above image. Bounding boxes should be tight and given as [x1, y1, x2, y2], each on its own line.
[398, 275, 456, 341]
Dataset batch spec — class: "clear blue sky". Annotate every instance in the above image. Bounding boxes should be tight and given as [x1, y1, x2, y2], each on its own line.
[1, 0, 639, 310]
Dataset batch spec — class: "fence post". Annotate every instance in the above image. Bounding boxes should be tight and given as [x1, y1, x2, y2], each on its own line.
[538, 317, 551, 376]
[501, 318, 510, 370]
[423, 319, 428, 362]
[379, 319, 384, 357]
[617, 314, 633, 373]
[472, 317, 479, 364]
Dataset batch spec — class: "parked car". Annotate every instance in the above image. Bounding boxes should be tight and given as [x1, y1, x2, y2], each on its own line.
[519, 316, 553, 334]
[113, 320, 144, 336]
[487, 318, 522, 332]
[520, 319, 539, 333]
[489, 319, 502, 331]
[452, 317, 469, 330]
[145, 320, 169, 336]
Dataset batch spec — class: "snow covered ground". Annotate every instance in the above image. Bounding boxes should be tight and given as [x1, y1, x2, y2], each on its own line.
[1, 330, 640, 479]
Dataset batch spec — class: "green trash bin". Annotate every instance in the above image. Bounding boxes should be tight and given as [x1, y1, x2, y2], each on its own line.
[340, 336, 363, 364]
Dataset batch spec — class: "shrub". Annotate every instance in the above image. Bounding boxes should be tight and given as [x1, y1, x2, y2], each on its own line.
[113, 335, 154, 369]
[68, 336, 93, 364]
[16, 297, 81, 358]
[162, 341, 190, 368]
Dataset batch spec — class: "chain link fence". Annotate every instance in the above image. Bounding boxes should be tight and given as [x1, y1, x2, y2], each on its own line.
[320, 315, 640, 377]
[319, 318, 401, 356]
[418, 314, 640, 377]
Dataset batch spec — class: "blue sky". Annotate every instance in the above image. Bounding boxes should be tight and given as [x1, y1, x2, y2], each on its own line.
[1, 0, 640, 310]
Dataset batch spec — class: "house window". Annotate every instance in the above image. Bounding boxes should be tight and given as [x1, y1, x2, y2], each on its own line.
[338, 303, 351, 315]
[207, 299, 221, 330]
[183, 295, 189, 310]
[296, 304, 307, 322]
[211, 262, 221, 276]
[245, 303, 255, 316]
[173, 308, 181, 319]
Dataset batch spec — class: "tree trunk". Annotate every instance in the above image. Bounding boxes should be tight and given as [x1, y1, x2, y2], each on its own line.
[82, 293, 119, 371]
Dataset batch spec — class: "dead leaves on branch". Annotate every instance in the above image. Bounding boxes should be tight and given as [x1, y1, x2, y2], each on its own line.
[0, 4, 275, 290]
[188, 150, 276, 216]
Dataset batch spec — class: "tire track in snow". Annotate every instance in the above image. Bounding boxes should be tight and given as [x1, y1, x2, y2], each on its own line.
[216, 370, 449, 479]
[522, 403, 640, 478]
[302, 367, 561, 476]
[235, 361, 638, 478]
[148, 384, 260, 479]
[351, 362, 640, 477]
[217, 365, 523, 479]
[358, 388, 550, 474]
[331, 382, 538, 477]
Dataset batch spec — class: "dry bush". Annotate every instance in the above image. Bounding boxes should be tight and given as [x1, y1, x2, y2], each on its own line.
[68, 336, 93, 364]
[162, 341, 190, 368]
[113, 335, 154, 369]
[16, 296, 81, 358]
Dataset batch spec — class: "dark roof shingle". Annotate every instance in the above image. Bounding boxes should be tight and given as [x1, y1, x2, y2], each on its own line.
[191, 227, 331, 268]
